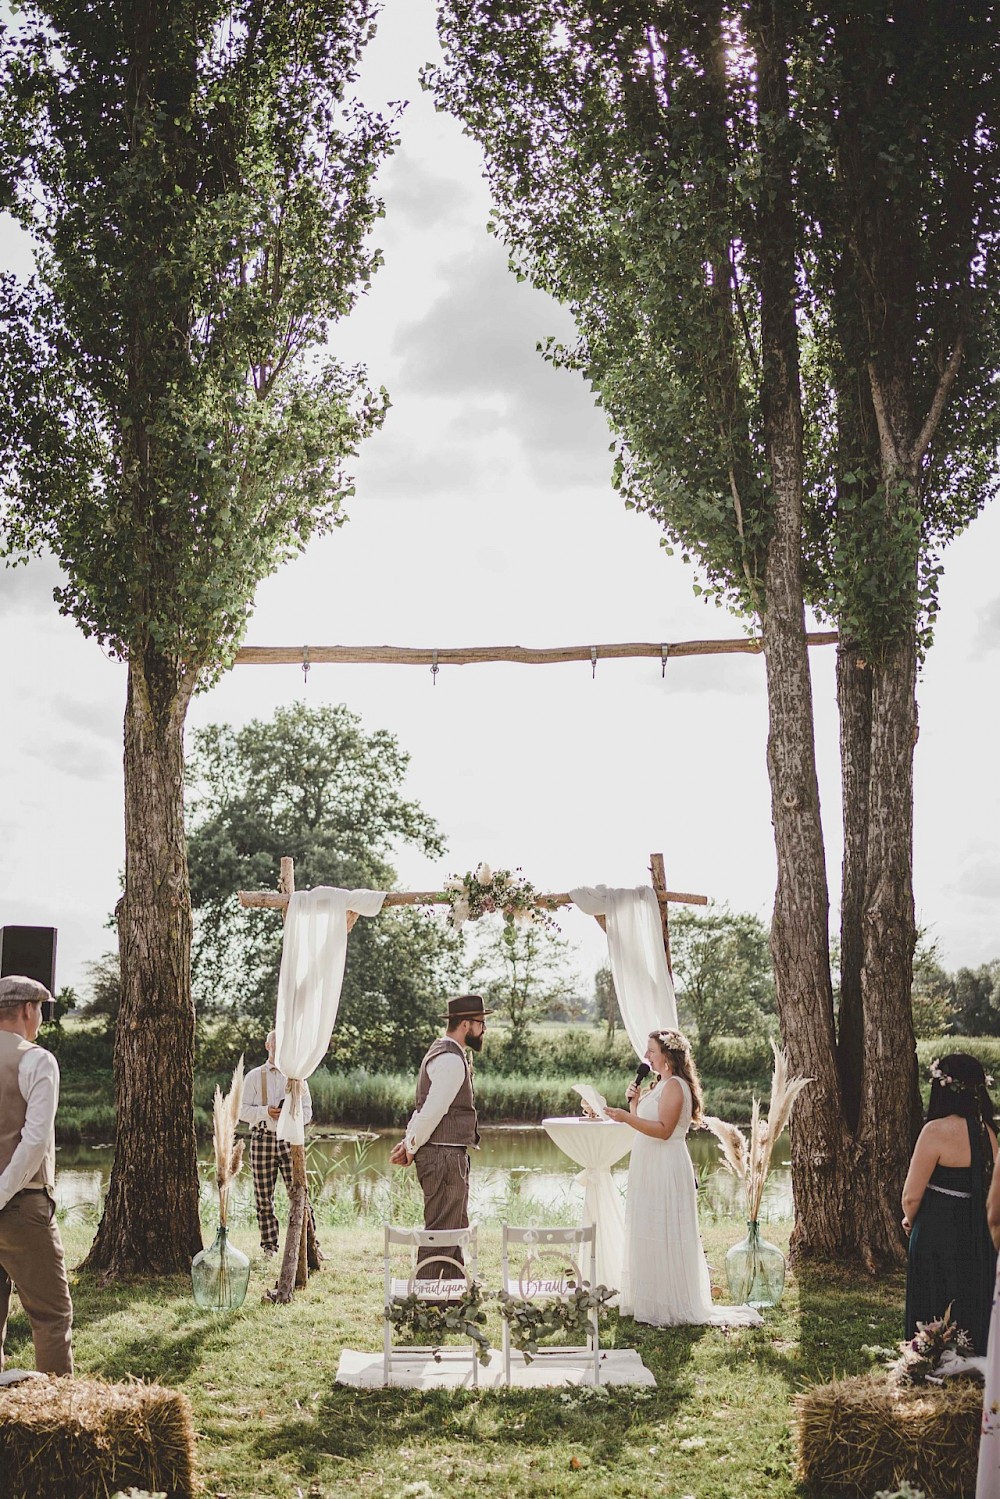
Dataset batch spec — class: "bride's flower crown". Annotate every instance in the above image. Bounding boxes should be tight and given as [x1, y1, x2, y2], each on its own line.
[652, 1028, 689, 1052]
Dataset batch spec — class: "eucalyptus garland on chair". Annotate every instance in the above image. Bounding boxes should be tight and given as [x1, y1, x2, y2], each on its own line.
[499, 1280, 616, 1362]
[385, 1280, 492, 1365]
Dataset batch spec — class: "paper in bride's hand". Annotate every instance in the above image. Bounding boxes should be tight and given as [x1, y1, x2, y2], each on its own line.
[572, 1083, 610, 1121]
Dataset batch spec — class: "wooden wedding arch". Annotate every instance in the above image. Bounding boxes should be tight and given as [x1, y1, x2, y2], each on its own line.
[239, 851, 707, 1301]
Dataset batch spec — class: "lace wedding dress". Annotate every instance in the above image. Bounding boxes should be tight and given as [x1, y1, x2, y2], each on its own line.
[620, 1078, 762, 1327]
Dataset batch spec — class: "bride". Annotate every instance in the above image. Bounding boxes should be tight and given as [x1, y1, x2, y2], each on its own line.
[606, 1029, 761, 1327]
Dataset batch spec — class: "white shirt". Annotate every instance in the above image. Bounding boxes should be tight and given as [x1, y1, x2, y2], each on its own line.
[0, 1045, 59, 1212]
[240, 1063, 312, 1133]
[404, 1049, 468, 1155]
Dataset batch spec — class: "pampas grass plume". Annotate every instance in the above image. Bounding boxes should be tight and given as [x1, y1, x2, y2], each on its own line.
[213, 1055, 245, 1224]
[704, 1042, 812, 1220]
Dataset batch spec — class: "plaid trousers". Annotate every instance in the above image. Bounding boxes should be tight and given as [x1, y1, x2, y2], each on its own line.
[249, 1127, 316, 1253]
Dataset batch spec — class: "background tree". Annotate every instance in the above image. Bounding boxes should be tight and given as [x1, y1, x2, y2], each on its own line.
[0, 0, 395, 1275]
[471, 921, 578, 1063]
[952, 962, 1000, 1040]
[909, 936, 958, 1041]
[669, 907, 777, 1054]
[429, 0, 1000, 1266]
[593, 963, 622, 1043]
[186, 702, 462, 1070]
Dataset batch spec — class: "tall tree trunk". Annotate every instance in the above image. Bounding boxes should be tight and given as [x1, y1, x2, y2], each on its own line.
[83, 652, 203, 1277]
[836, 638, 872, 1130]
[853, 618, 921, 1267]
[750, 0, 854, 1258]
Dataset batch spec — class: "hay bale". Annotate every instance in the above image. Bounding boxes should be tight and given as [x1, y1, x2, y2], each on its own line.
[795, 1371, 982, 1498]
[0, 1375, 196, 1499]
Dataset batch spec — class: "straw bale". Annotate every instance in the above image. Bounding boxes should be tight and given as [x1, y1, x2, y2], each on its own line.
[0, 1375, 195, 1499]
[795, 1371, 982, 1498]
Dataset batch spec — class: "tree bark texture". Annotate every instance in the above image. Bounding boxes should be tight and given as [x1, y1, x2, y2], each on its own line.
[83, 656, 203, 1277]
[836, 640, 873, 1132]
[751, 1, 854, 1258]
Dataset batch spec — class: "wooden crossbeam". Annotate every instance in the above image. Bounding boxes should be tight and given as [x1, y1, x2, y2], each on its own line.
[233, 632, 837, 669]
[238, 885, 708, 912]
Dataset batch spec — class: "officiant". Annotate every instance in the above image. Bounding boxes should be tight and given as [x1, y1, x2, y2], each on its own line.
[389, 995, 491, 1278]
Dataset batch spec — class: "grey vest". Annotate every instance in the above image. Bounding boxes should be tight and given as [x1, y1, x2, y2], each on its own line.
[415, 1036, 479, 1147]
[0, 1031, 55, 1192]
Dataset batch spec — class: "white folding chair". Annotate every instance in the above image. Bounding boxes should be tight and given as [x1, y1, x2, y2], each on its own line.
[382, 1224, 480, 1387]
[501, 1223, 600, 1387]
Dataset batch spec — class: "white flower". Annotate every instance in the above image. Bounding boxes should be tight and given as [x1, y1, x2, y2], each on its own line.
[443, 876, 466, 893]
[475, 862, 492, 886]
[450, 898, 470, 929]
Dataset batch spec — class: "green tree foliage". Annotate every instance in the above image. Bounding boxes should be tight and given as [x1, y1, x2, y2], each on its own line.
[592, 963, 622, 1042]
[186, 702, 463, 1070]
[0, 0, 396, 1276]
[428, 0, 1000, 1267]
[909, 936, 958, 1041]
[669, 907, 777, 1052]
[472, 921, 579, 1062]
[952, 961, 1000, 1039]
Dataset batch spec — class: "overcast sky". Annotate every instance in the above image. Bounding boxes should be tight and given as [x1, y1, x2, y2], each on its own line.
[1, 0, 999, 996]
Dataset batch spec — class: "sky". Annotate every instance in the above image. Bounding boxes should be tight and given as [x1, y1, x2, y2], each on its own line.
[1, 0, 998, 997]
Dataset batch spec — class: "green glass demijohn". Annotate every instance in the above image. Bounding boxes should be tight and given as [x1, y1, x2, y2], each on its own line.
[191, 1224, 250, 1312]
[725, 1220, 785, 1309]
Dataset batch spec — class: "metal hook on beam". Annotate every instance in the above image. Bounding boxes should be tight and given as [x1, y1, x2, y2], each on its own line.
[591, 646, 597, 680]
[302, 645, 310, 685]
[661, 642, 670, 679]
[431, 650, 439, 686]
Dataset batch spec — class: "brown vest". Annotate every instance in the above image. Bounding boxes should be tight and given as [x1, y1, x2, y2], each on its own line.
[415, 1036, 479, 1147]
[0, 1031, 55, 1191]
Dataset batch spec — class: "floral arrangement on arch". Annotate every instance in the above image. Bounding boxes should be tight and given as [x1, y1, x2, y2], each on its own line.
[443, 862, 557, 933]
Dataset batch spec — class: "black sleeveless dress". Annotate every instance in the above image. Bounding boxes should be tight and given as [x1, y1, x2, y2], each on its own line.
[905, 1121, 996, 1354]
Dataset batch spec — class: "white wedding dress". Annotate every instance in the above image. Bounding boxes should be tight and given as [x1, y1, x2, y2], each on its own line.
[620, 1078, 763, 1327]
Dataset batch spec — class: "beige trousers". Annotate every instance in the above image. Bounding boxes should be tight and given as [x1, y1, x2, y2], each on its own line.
[0, 1189, 74, 1375]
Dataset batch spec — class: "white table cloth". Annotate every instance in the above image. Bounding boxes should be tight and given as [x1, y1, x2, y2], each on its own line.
[541, 1118, 634, 1292]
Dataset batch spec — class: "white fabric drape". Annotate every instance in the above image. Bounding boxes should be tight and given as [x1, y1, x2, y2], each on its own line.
[570, 885, 678, 1061]
[274, 886, 385, 1143]
[542, 1117, 634, 1291]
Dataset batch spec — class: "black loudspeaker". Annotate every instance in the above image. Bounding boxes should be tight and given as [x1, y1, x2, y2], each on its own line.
[0, 926, 58, 994]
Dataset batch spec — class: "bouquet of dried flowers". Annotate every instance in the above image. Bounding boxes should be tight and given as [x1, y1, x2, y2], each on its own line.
[892, 1305, 975, 1385]
[443, 862, 557, 932]
[703, 1041, 812, 1221]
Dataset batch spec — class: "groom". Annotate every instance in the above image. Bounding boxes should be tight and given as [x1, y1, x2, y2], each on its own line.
[389, 995, 491, 1278]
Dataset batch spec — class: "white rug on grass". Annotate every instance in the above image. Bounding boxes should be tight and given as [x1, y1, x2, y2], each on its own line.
[335, 1346, 656, 1390]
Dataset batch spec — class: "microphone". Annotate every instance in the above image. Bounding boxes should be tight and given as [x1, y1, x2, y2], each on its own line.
[627, 1062, 651, 1102]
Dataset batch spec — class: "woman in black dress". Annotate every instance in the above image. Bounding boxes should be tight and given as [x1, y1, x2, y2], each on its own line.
[902, 1053, 998, 1353]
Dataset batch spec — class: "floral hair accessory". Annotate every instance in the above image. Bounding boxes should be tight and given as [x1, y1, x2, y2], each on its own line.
[653, 1029, 688, 1052]
[929, 1059, 995, 1091]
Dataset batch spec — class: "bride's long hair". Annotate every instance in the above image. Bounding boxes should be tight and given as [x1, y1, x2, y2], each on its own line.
[649, 1029, 704, 1126]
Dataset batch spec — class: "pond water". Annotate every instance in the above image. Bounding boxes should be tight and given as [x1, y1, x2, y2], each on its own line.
[54, 1127, 793, 1225]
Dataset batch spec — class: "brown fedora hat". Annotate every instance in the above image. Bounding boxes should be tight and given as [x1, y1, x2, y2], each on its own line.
[440, 994, 494, 1023]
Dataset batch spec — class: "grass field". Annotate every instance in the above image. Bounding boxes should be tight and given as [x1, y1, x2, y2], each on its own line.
[9, 1212, 908, 1499]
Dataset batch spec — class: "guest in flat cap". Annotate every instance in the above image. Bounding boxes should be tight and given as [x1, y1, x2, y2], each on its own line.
[389, 995, 491, 1279]
[0, 975, 73, 1375]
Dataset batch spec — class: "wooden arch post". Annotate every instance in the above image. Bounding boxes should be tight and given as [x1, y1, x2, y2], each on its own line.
[272, 856, 323, 1304]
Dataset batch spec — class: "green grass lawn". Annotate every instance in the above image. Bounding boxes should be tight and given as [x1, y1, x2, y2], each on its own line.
[8, 1217, 907, 1499]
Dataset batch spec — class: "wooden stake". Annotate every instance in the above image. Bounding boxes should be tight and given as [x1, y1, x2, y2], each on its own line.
[649, 853, 673, 978]
[271, 857, 313, 1305]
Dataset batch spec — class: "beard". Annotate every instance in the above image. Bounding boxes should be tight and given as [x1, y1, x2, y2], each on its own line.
[466, 1031, 484, 1053]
